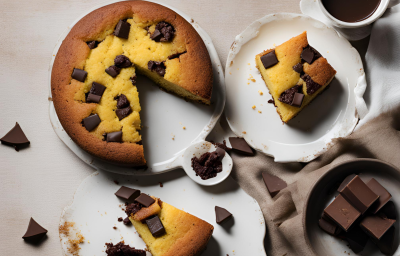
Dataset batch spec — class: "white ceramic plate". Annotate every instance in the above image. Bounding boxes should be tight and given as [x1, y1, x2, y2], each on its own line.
[225, 13, 366, 162]
[48, 0, 225, 175]
[60, 170, 267, 256]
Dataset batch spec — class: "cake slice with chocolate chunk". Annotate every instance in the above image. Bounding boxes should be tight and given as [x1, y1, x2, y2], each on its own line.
[125, 194, 214, 256]
[255, 31, 336, 123]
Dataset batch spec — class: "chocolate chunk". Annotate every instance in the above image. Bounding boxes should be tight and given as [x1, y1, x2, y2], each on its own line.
[150, 29, 162, 41]
[148, 61, 166, 77]
[301, 45, 322, 64]
[105, 241, 146, 256]
[291, 92, 304, 107]
[123, 217, 131, 225]
[262, 172, 287, 197]
[105, 65, 121, 78]
[278, 85, 301, 105]
[344, 226, 369, 254]
[86, 93, 102, 103]
[228, 137, 253, 155]
[268, 99, 275, 104]
[191, 151, 223, 180]
[168, 51, 187, 60]
[376, 226, 397, 255]
[379, 201, 397, 220]
[71, 68, 87, 82]
[146, 216, 166, 237]
[116, 94, 130, 109]
[87, 41, 99, 49]
[337, 174, 357, 192]
[135, 194, 155, 207]
[260, 50, 279, 69]
[114, 55, 132, 68]
[116, 106, 132, 121]
[212, 140, 232, 151]
[301, 74, 322, 95]
[114, 20, 131, 39]
[215, 147, 226, 161]
[150, 22, 175, 42]
[367, 178, 392, 214]
[318, 217, 338, 236]
[130, 75, 137, 85]
[125, 202, 143, 217]
[82, 114, 101, 132]
[324, 194, 360, 231]
[22, 218, 48, 244]
[339, 175, 379, 214]
[215, 206, 232, 224]
[292, 63, 303, 73]
[115, 186, 141, 201]
[1, 122, 30, 151]
[106, 131, 122, 143]
[89, 82, 106, 96]
[118, 217, 123, 222]
[360, 215, 395, 240]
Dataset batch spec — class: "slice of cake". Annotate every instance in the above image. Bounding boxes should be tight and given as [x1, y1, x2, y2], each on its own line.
[255, 31, 336, 123]
[125, 194, 214, 256]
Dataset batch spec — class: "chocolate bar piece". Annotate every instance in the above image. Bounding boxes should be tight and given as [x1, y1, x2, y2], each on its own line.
[367, 178, 392, 214]
[318, 217, 338, 236]
[229, 137, 253, 155]
[360, 215, 395, 240]
[260, 50, 279, 69]
[146, 216, 165, 237]
[262, 172, 287, 198]
[114, 186, 140, 201]
[22, 218, 48, 244]
[215, 206, 232, 224]
[135, 194, 155, 207]
[337, 174, 357, 192]
[324, 194, 360, 231]
[339, 175, 379, 214]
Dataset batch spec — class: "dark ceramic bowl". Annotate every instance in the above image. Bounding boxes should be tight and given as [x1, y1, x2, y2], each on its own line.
[304, 159, 400, 255]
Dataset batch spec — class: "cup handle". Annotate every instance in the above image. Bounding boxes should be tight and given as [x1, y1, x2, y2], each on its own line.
[389, 0, 400, 8]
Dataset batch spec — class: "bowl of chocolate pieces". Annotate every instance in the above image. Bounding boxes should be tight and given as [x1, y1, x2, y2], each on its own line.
[304, 159, 400, 255]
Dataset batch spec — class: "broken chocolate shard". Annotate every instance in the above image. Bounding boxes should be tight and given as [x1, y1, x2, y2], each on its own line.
[260, 50, 279, 69]
[301, 74, 322, 95]
[379, 201, 397, 220]
[1, 122, 30, 151]
[324, 194, 360, 231]
[278, 85, 301, 105]
[114, 20, 131, 39]
[116, 106, 132, 121]
[114, 55, 132, 68]
[292, 63, 303, 73]
[318, 217, 338, 236]
[89, 82, 106, 96]
[367, 178, 392, 214]
[82, 114, 101, 132]
[116, 94, 130, 109]
[105, 65, 121, 78]
[376, 226, 397, 255]
[135, 194, 155, 207]
[215, 206, 232, 224]
[115, 186, 141, 201]
[262, 172, 287, 197]
[228, 137, 253, 155]
[301, 45, 322, 64]
[106, 131, 122, 143]
[87, 40, 99, 49]
[360, 215, 395, 240]
[344, 226, 369, 254]
[105, 241, 146, 256]
[215, 147, 226, 161]
[86, 93, 102, 103]
[71, 68, 87, 82]
[291, 92, 304, 107]
[22, 218, 48, 244]
[337, 174, 357, 192]
[146, 215, 166, 237]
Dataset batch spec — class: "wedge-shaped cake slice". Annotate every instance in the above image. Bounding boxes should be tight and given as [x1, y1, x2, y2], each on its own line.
[255, 31, 336, 123]
[127, 196, 214, 256]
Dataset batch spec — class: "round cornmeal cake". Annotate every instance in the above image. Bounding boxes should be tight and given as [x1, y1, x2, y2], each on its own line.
[51, 1, 213, 166]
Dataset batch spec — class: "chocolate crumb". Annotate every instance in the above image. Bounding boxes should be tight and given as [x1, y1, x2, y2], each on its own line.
[123, 217, 131, 225]
[113, 226, 117, 230]
[114, 180, 120, 185]
[118, 217, 123, 222]
[268, 99, 275, 104]
[191, 151, 223, 180]
[105, 241, 146, 256]
[159, 182, 163, 187]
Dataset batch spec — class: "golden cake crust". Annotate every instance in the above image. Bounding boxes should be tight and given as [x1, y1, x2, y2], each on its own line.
[51, 1, 213, 166]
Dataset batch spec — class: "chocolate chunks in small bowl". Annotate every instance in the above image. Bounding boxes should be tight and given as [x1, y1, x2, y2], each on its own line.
[323, 194, 360, 231]
[360, 215, 395, 240]
[367, 178, 392, 214]
[344, 226, 369, 254]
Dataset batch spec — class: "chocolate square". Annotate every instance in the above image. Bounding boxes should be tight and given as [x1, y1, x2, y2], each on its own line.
[215, 206, 232, 224]
[115, 186, 140, 200]
[86, 93, 101, 103]
[82, 114, 101, 132]
[89, 82, 106, 96]
[106, 131, 122, 143]
[145, 215, 165, 237]
[379, 201, 397, 220]
[291, 92, 304, 107]
[367, 178, 392, 214]
[260, 50, 279, 69]
[105, 65, 121, 78]
[135, 194, 155, 207]
[116, 106, 132, 121]
[114, 20, 131, 39]
[324, 194, 360, 231]
[262, 172, 287, 197]
[228, 137, 253, 155]
[71, 68, 87, 82]
[360, 215, 395, 240]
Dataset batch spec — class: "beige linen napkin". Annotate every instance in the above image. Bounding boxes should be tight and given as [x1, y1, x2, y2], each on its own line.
[230, 108, 400, 256]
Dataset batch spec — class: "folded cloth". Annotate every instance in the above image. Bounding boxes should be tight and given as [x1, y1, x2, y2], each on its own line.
[231, 108, 400, 256]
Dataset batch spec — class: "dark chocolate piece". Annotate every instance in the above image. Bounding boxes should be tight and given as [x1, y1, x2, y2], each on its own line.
[260, 50, 279, 69]
[301, 45, 322, 64]
[123, 217, 131, 225]
[87, 41, 99, 49]
[118, 217, 123, 222]
[301, 74, 322, 95]
[367, 178, 392, 214]
[278, 85, 301, 105]
[324, 194, 360, 231]
[105, 65, 121, 78]
[145, 216, 166, 237]
[229, 137, 253, 155]
[344, 226, 369, 254]
[89, 82, 106, 97]
[292, 63, 303, 73]
[1, 122, 30, 151]
[82, 114, 101, 132]
[115, 186, 141, 201]
[191, 151, 223, 180]
[148, 61, 166, 76]
[114, 55, 132, 68]
[291, 92, 304, 107]
[360, 215, 395, 240]
[130, 75, 137, 85]
[105, 241, 146, 256]
[376, 226, 397, 255]
[135, 194, 155, 207]
[86, 93, 102, 103]
[116, 106, 132, 121]
[215, 147, 226, 161]
[337, 174, 357, 192]
[339, 175, 379, 214]
[22, 218, 48, 244]
[71, 68, 87, 82]
[106, 131, 122, 143]
[116, 94, 130, 109]
[150, 22, 175, 42]
[379, 201, 397, 220]
[318, 217, 338, 236]
[262, 172, 287, 197]
[150, 29, 162, 41]
[215, 206, 233, 224]
[114, 20, 131, 39]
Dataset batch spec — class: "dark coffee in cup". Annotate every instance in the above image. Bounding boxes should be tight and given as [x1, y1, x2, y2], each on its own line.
[322, 0, 381, 23]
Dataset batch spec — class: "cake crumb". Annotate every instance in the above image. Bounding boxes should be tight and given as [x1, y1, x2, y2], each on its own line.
[258, 110, 262, 113]
[242, 131, 247, 134]
[252, 105, 256, 109]
[59, 222, 85, 256]
[183, 126, 186, 130]
[251, 78, 256, 82]
[113, 226, 117, 230]
[258, 90, 263, 95]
